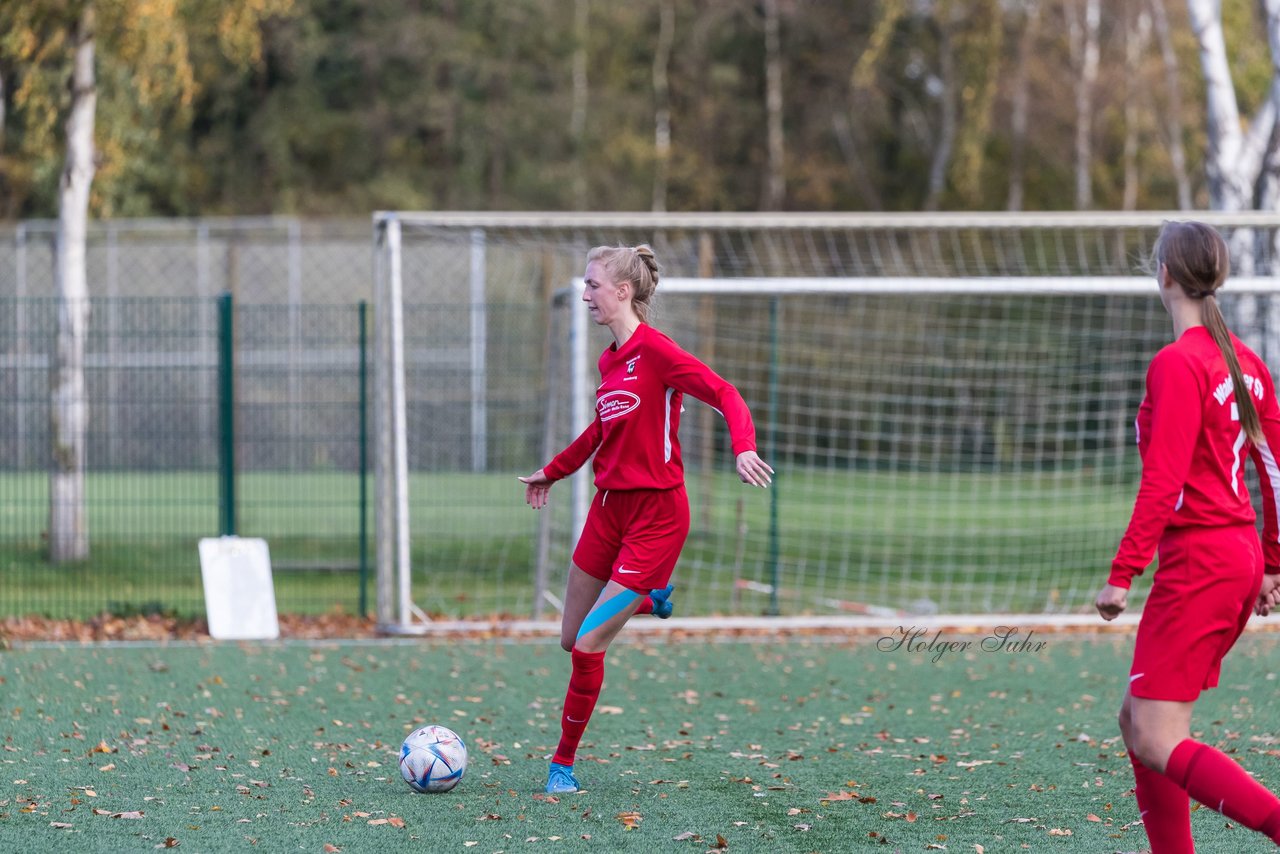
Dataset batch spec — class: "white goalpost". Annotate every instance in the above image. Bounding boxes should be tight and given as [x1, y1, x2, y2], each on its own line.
[371, 211, 1280, 635]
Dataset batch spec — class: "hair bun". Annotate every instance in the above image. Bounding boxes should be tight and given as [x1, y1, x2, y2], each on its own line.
[633, 244, 659, 280]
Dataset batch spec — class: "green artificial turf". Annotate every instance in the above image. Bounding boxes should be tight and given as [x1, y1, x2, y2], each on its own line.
[3, 630, 1278, 852]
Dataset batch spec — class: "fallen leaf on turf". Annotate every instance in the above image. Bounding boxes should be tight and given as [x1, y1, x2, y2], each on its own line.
[388, 817, 405, 828]
[157, 838, 179, 848]
[98, 764, 116, 772]
[673, 831, 699, 841]
[1047, 828, 1072, 836]
[616, 811, 642, 830]
[49, 822, 72, 829]
[974, 846, 984, 854]
[821, 791, 857, 802]
[322, 846, 340, 853]
[710, 834, 729, 849]
[367, 819, 388, 826]
[91, 741, 115, 754]
[906, 811, 917, 822]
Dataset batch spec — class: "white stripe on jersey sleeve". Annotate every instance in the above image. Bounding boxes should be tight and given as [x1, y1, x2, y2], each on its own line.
[664, 387, 675, 463]
[1258, 442, 1280, 543]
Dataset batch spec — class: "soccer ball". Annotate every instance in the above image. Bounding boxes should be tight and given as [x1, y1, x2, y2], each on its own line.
[398, 725, 467, 793]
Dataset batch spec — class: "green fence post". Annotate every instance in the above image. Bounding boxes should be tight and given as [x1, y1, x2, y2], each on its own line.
[767, 296, 781, 617]
[358, 300, 370, 618]
[218, 292, 237, 536]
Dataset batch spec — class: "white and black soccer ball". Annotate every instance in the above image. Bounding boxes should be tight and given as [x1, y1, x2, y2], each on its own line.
[398, 725, 467, 793]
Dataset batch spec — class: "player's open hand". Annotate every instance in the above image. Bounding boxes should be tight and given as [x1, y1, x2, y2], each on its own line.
[1095, 583, 1127, 621]
[735, 450, 774, 488]
[518, 469, 552, 510]
[1256, 573, 1280, 616]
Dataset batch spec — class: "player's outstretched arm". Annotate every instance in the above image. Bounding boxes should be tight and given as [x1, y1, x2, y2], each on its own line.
[518, 469, 553, 510]
[1095, 583, 1128, 621]
[736, 450, 774, 488]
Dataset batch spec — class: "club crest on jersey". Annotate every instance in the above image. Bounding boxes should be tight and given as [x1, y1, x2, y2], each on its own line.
[598, 390, 640, 421]
[626, 355, 640, 374]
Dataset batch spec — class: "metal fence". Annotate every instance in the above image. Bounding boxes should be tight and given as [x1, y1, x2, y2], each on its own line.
[0, 296, 376, 619]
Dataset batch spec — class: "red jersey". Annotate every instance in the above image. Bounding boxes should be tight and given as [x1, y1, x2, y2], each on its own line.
[1110, 326, 1280, 588]
[542, 323, 757, 491]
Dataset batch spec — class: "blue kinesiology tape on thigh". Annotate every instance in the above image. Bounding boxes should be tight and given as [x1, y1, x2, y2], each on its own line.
[576, 589, 643, 642]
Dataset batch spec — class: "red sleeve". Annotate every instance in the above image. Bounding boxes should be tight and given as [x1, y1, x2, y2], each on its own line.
[1109, 348, 1204, 589]
[542, 418, 602, 482]
[1249, 366, 1280, 574]
[652, 339, 757, 456]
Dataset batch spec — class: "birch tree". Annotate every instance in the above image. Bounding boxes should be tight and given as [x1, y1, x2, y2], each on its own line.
[761, 0, 785, 210]
[1122, 2, 1152, 211]
[1150, 0, 1191, 209]
[924, 0, 958, 211]
[652, 0, 674, 212]
[49, 3, 95, 562]
[1006, 0, 1040, 210]
[570, 0, 589, 210]
[1067, 0, 1101, 210]
[1, 0, 292, 560]
[1186, 0, 1276, 216]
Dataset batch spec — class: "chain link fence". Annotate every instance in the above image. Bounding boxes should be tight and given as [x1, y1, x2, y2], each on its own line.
[0, 295, 377, 620]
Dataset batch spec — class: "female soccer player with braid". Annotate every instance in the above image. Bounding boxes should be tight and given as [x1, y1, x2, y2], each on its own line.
[519, 244, 773, 795]
[1097, 220, 1280, 851]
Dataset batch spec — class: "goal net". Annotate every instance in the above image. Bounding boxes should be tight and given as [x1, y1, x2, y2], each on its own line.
[372, 212, 1280, 632]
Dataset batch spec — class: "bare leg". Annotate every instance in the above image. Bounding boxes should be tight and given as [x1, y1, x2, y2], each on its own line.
[548, 579, 647, 787]
[574, 580, 647, 653]
[1119, 690, 1194, 854]
[1123, 693, 1194, 772]
[560, 565, 608, 652]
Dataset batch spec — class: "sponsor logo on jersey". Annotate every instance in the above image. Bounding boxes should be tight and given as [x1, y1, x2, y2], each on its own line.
[626, 355, 640, 374]
[598, 390, 640, 421]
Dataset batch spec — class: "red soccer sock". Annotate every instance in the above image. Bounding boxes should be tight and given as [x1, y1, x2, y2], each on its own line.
[1165, 739, 1280, 843]
[1129, 750, 1193, 854]
[551, 647, 606, 767]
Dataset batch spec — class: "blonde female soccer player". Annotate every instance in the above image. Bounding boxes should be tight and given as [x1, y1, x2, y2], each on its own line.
[519, 244, 772, 795]
[1097, 220, 1280, 851]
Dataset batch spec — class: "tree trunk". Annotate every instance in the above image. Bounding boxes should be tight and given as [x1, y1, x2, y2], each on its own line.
[1187, 0, 1264, 212]
[1070, 0, 1101, 210]
[1006, 0, 1040, 211]
[50, 2, 96, 563]
[652, 0, 674, 212]
[570, 0, 589, 210]
[761, 0, 785, 210]
[924, 2, 956, 212]
[1187, 0, 1276, 284]
[1123, 4, 1152, 211]
[1150, 0, 1191, 209]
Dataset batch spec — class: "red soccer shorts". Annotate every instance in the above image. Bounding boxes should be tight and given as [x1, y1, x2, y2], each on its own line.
[1129, 523, 1264, 702]
[573, 485, 690, 593]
